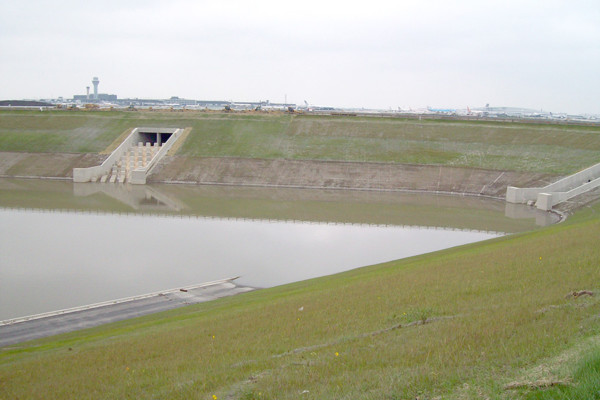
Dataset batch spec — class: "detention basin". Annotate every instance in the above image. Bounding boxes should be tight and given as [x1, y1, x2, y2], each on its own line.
[0, 179, 557, 320]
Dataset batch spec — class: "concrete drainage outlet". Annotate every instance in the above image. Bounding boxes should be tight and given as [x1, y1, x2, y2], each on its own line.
[73, 127, 183, 184]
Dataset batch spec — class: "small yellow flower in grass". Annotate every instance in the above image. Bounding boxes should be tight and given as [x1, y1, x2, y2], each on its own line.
[539, 256, 542, 260]
[335, 352, 339, 357]
[213, 395, 218, 400]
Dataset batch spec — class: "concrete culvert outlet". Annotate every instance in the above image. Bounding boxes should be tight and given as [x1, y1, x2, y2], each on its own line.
[139, 132, 173, 146]
[73, 127, 183, 184]
[138, 132, 158, 145]
[159, 133, 172, 145]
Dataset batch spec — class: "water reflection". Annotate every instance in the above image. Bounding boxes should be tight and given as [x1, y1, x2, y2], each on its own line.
[0, 178, 558, 230]
[0, 178, 558, 320]
[504, 202, 556, 226]
[73, 183, 185, 212]
[0, 208, 500, 320]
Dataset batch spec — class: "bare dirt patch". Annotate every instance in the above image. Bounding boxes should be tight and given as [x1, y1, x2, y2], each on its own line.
[149, 156, 557, 198]
[3, 151, 595, 213]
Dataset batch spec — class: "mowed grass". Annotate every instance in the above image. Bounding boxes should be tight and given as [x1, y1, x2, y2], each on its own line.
[2, 202, 599, 399]
[0, 111, 134, 153]
[179, 115, 600, 174]
[1, 110, 600, 174]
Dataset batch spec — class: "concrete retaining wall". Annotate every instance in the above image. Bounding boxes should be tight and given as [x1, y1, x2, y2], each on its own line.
[537, 177, 600, 210]
[73, 128, 144, 183]
[506, 162, 600, 210]
[505, 187, 543, 204]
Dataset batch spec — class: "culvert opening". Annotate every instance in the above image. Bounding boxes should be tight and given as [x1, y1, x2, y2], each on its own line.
[139, 132, 158, 145]
[139, 132, 173, 146]
[159, 133, 172, 145]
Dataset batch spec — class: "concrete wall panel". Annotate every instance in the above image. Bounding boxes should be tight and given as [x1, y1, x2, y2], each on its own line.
[507, 161, 600, 210]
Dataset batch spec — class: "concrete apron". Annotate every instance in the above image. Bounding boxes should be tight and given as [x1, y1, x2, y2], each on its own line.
[0, 277, 255, 347]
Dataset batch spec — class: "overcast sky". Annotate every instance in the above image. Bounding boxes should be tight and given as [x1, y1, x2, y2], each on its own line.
[1, 0, 599, 114]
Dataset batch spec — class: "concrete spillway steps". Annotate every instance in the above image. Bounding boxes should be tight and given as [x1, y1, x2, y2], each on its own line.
[101, 142, 160, 184]
[73, 127, 183, 185]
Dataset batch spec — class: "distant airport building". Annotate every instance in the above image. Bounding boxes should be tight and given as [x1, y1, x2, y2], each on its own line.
[73, 77, 117, 103]
[73, 93, 117, 102]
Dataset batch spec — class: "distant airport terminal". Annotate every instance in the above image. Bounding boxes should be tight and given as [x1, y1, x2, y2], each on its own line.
[1, 76, 598, 123]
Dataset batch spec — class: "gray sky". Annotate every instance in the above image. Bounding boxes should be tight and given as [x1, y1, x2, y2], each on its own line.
[1, 0, 599, 114]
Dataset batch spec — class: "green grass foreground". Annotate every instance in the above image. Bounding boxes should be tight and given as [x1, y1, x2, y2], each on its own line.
[524, 347, 600, 400]
[1, 110, 600, 174]
[1, 204, 599, 399]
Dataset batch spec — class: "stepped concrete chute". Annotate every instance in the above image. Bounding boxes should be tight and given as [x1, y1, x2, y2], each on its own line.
[506, 162, 600, 210]
[73, 127, 183, 184]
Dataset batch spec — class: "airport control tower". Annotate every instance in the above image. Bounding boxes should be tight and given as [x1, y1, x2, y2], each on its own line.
[92, 77, 99, 100]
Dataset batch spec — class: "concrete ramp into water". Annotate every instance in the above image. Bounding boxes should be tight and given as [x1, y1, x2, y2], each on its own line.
[0, 278, 254, 347]
[73, 127, 184, 185]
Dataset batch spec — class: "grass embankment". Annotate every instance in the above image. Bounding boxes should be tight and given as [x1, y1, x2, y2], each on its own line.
[0, 111, 133, 153]
[524, 347, 600, 399]
[1, 202, 599, 399]
[178, 115, 600, 174]
[1, 110, 600, 174]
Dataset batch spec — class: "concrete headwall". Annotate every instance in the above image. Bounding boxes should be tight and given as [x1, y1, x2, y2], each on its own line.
[536, 177, 600, 210]
[73, 128, 143, 183]
[506, 187, 542, 204]
[73, 127, 182, 184]
[506, 162, 600, 210]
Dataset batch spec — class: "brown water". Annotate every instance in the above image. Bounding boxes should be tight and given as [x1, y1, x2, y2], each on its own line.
[0, 179, 557, 320]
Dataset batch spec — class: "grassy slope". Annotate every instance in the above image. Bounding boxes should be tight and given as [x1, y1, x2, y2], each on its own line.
[1, 110, 599, 174]
[178, 115, 600, 174]
[1, 202, 599, 399]
[523, 346, 600, 399]
[0, 111, 133, 153]
[1, 110, 600, 398]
